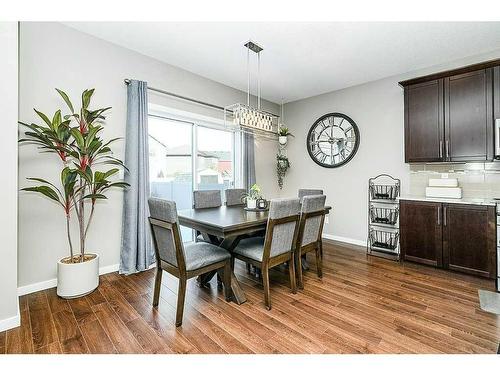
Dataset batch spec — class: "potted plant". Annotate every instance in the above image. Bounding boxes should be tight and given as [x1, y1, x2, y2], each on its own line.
[242, 184, 262, 209]
[278, 126, 294, 145]
[19, 88, 128, 298]
[277, 154, 291, 189]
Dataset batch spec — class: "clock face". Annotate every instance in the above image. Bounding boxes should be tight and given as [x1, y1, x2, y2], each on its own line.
[306, 113, 360, 168]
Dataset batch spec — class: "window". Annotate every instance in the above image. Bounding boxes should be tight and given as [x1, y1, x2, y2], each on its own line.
[148, 108, 242, 242]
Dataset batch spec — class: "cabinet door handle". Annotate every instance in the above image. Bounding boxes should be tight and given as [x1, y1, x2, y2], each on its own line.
[439, 140, 443, 158]
[443, 206, 447, 226]
[437, 206, 441, 225]
[445, 140, 450, 159]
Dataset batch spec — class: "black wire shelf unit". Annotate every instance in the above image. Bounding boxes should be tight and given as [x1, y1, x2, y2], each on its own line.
[367, 174, 401, 260]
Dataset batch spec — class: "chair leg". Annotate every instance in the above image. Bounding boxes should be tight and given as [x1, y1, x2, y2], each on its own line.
[222, 261, 232, 302]
[315, 244, 323, 279]
[262, 265, 271, 310]
[296, 249, 304, 290]
[153, 268, 162, 307]
[289, 254, 297, 294]
[175, 277, 187, 327]
[319, 240, 323, 260]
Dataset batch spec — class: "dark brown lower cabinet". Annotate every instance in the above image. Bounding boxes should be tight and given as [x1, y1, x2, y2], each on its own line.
[400, 200, 497, 279]
[443, 204, 497, 278]
[400, 201, 442, 267]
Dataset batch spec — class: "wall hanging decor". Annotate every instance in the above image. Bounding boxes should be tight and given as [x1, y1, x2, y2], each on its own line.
[306, 112, 360, 168]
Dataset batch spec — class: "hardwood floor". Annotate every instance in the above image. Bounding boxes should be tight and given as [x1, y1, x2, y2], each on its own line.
[2, 240, 499, 354]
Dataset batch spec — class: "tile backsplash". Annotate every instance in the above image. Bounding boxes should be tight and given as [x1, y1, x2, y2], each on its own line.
[409, 162, 500, 199]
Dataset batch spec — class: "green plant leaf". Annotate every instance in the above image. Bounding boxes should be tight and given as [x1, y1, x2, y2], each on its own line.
[70, 128, 85, 149]
[22, 186, 61, 203]
[55, 88, 74, 113]
[103, 168, 119, 179]
[52, 110, 62, 130]
[34, 109, 52, 128]
[83, 193, 107, 200]
[82, 89, 95, 109]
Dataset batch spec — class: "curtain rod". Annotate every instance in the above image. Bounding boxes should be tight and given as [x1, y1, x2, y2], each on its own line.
[124, 78, 278, 117]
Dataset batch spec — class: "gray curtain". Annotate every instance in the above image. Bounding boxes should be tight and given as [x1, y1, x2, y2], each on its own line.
[120, 80, 154, 274]
[243, 132, 256, 190]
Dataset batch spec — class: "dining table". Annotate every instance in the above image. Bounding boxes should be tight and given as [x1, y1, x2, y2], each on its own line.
[178, 204, 331, 305]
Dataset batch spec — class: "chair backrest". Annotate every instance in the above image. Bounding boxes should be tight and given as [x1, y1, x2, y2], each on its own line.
[263, 198, 301, 259]
[193, 190, 222, 209]
[225, 188, 246, 206]
[299, 195, 326, 247]
[148, 198, 186, 270]
[298, 189, 324, 202]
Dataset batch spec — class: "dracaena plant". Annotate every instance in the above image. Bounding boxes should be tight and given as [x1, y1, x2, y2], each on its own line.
[19, 89, 129, 263]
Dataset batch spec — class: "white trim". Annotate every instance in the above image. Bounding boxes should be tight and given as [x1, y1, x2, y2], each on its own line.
[149, 103, 225, 129]
[0, 299, 20, 332]
[17, 263, 120, 296]
[322, 233, 367, 248]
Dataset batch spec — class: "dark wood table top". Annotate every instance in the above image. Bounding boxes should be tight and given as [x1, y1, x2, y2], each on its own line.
[178, 205, 331, 239]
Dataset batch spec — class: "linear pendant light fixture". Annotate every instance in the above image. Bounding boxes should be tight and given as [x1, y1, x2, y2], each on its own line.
[224, 40, 279, 139]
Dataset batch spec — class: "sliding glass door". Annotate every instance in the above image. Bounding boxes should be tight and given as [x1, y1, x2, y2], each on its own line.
[148, 111, 240, 242]
[148, 115, 194, 241]
[196, 125, 234, 197]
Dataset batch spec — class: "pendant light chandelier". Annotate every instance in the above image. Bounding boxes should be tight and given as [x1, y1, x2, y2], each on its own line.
[224, 41, 279, 139]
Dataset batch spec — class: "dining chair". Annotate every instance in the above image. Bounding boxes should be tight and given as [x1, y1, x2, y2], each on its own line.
[148, 197, 232, 327]
[193, 189, 222, 209]
[225, 188, 247, 206]
[193, 190, 222, 243]
[232, 198, 300, 310]
[298, 188, 324, 202]
[295, 195, 326, 289]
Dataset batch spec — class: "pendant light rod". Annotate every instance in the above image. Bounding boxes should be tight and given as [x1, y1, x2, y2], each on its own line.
[244, 40, 264, 109]
[258, 51, 261, 110]
[246, 44, 250, 106]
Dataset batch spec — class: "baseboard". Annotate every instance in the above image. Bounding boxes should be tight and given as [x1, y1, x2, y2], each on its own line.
[322, 233, 367, 248]
[0, 299, 20, 332]
[17, 263, 120, 296]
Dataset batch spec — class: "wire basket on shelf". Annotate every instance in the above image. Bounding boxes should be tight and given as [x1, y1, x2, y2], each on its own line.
[369, 229, 399, 251]
[369, 183, 400, 200]
[369, 205, 399, 225]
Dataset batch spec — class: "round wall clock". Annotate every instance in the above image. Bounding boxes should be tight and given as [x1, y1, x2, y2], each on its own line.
[306, 112, 360, 168]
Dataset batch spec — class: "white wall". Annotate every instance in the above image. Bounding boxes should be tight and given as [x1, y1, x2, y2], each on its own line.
[0, 22, 19, 331]
[281, 49, 500, 245]
[18, 22, 279, 290]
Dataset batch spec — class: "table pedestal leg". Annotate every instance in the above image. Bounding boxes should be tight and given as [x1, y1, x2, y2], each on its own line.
[197, 234, 247, 305]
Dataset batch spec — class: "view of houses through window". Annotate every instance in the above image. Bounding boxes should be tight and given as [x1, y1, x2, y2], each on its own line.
[148, 113, 239, 241]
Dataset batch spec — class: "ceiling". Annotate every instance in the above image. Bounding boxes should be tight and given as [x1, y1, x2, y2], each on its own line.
[63, 22, 500, 103]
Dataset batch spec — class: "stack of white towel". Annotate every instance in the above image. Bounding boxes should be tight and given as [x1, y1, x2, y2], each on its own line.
[425, 177, 462, 199]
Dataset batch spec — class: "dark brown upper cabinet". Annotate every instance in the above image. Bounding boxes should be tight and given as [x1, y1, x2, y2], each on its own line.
[400, 59, 498, 163]
[444, 69, 493, 162]
[404, 80, 444, 163]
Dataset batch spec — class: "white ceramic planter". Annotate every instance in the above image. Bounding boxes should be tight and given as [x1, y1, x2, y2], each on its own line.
[278, 136, 288, 145]
[246, 199, 257, 209]
[57, 254, 99, 299]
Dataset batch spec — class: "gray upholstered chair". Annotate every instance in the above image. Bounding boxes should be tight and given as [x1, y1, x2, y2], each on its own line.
[295, 195, 326, 289]
[193, 190, 222, 243]
[232, 198, 300, 310]
[148, 198, 232, 327]
[225, 188, 247, 206]
[298, 188, 324, 202]
[193, 189, 222, 209]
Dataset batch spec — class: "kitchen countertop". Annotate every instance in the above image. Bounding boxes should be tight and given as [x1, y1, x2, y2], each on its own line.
[398, 195, 497, 206]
